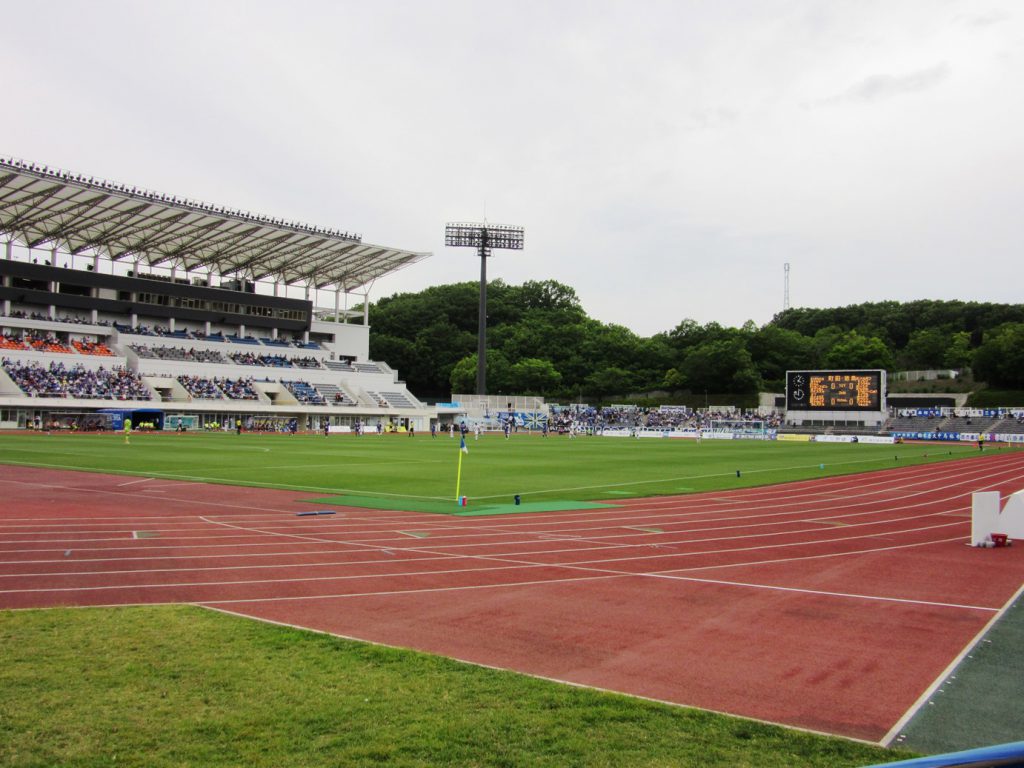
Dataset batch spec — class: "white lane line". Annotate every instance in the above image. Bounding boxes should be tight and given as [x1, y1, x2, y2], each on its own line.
[0, 552, 459, 579]
[0, 560, 569, 595]
[649, 535, 968, 575]
[201, 572, 625, 605]
[641, 573, 997, 613]
[0, 545, 413, 566]
[117, 478, 153, 487]
[532, 521, 968, 569]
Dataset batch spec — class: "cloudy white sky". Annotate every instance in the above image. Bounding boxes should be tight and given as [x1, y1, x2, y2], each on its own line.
[3, 1, 1022, 336]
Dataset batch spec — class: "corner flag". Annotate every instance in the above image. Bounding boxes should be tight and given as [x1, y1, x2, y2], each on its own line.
[455, 435, 469, 502]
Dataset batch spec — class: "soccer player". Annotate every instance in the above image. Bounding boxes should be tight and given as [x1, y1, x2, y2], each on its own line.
[123, 418, 132, 445]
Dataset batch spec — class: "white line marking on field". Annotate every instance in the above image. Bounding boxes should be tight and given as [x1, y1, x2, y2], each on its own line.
[647, 535, 968, 575]
[118, 478, 153, 487]
[201, 572, 624, 605]
[642, 573, 996, 613]
[0, 561, 570, 595]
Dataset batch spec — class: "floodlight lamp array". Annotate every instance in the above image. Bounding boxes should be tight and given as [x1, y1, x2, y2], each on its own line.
[444, 222, 524, 251]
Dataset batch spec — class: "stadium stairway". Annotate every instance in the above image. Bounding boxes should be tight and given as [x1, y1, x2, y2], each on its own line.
[315, 382, 355, 406]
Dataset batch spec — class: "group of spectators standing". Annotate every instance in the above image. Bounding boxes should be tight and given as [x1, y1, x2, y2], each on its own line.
[2, 358, 151, 400]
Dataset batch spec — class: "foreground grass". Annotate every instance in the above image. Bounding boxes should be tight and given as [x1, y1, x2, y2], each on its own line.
[0, 431, 989, 508]
[0, 605, 906, 768]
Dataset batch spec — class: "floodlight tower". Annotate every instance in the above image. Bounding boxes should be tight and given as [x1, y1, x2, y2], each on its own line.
[445, 222, 525, 395]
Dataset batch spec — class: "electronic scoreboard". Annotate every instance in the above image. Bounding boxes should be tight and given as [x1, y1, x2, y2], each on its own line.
[785, 370, 884, 412]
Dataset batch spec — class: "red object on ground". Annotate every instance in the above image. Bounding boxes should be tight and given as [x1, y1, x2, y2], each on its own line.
[991, 533, 1008, 547]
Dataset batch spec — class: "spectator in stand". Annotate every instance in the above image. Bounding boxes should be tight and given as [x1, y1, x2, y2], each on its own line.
[1, 359, 150, 400]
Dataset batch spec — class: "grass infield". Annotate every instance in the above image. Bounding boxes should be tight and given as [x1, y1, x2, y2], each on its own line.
[0, 430, 991, 512]
[0, 606, 906, 768]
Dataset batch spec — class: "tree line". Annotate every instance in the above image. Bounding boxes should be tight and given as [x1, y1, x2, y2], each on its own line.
[365, 280, 1024, 399]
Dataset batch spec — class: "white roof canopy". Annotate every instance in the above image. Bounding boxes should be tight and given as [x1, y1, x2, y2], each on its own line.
[0, 157, 429, 292]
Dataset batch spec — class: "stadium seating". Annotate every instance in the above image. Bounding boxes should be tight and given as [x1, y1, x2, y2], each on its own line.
[177, 375, 223, 399]
[213, 376, 259, 400]
[1, 335, 29, 351]
[72, 340, 114, 356]
[282, 380, 326, 405]
[27, 334, 73, 354]
[131, 345, 229, 364]
[3, 359, 151, 400]
[323, 360, 355, 372]
[379, 391, 417, 408]
[316, 382, 354, 405]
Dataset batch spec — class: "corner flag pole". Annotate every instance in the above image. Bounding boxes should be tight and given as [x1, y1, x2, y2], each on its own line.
[455, 435, 468, 502]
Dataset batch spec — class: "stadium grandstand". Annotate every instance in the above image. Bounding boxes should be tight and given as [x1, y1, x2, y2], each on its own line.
[0, 156, 436, 432]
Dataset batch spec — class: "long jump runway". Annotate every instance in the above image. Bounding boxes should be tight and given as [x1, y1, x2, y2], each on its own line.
[2, 452, 1024, 742]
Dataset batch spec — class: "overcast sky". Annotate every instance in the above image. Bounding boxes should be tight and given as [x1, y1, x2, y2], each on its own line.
[3, 1, 1022, 337]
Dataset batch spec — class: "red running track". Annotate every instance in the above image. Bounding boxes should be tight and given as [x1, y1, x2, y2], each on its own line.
[2, 452, 1024, 742]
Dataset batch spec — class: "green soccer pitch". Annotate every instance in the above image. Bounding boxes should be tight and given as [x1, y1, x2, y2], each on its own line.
[0, 430, 987, 513]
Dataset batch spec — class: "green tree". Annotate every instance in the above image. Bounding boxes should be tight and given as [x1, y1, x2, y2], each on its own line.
[508, 358, 562, 394]
[747, 326, 816, 386]
[972, 323, 1024, 388]
[449, 351, 511, 394]
[822, 331, 894, 370]
[811, 326, 847, 367]
[584, 366, 636, 400]
[681, 339, 762, 394]
[517, 279, 583, 312]
[663, 367, 687, 391]
[943, 331, 972, 370]
[900, 328, 950, 369]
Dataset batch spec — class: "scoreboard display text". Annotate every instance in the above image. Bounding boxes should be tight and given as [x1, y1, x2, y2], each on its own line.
[785, 370, 883, 412]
